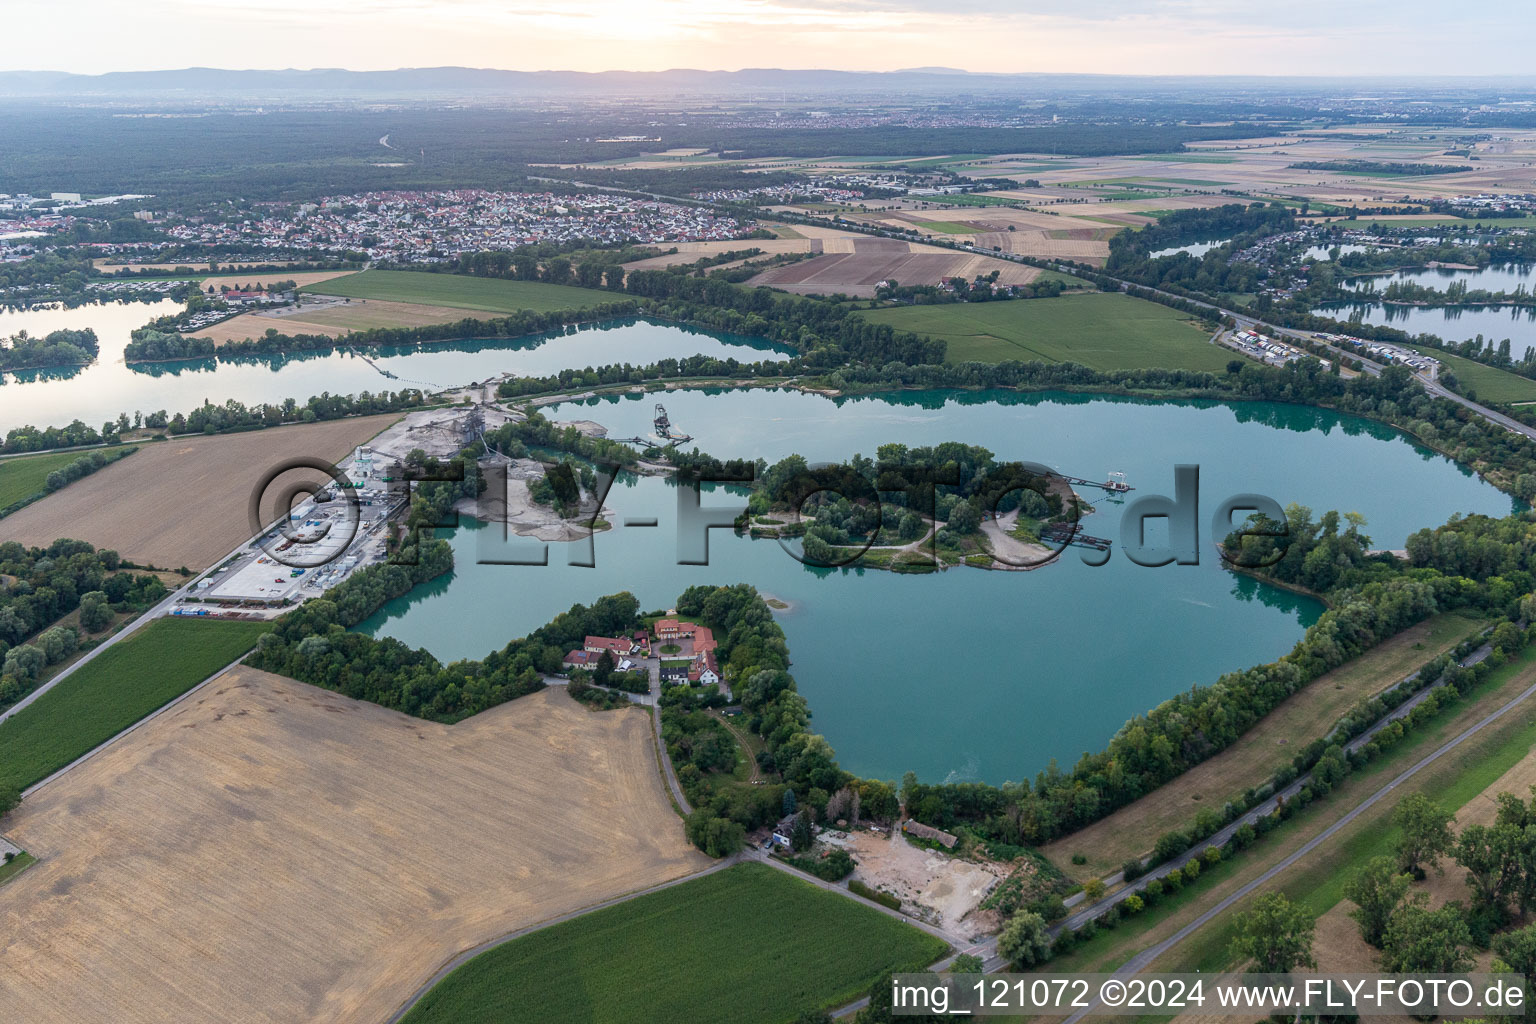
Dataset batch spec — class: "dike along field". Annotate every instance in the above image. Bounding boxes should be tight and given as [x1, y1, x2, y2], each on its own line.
[0, 669, 707, 1024]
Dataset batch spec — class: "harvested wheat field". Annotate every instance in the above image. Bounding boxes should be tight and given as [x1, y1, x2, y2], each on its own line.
[192, 299, 482, 344]
[0, 668, 706, 1024]
[747, 231, 1040, 296]
[0, 415, 400, 570]
[196, 270, 358, 292]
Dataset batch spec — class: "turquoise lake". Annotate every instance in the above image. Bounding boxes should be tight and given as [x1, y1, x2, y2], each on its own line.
[360, 386, 1515, 785]
[1, 305, 1515, 785]
[0, 302, 791, 433]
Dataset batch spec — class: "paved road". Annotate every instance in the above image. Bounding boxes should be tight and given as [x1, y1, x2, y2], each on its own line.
[1060, 658, 1536, 1024]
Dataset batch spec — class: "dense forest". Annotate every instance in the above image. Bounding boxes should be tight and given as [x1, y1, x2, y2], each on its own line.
[1288, 160, 1464, 176]
[0, 328, 98, 372]
[0, 106, 1274, 202]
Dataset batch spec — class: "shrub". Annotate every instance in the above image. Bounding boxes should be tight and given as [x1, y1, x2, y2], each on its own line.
[1122, 858, 1146, 882]
[1123, 894, 1145, 915]
[1152, 830, 1191, 864]
[786, 848, 856, 882]
[1084, 877, 1107, 901]
[849, 879, 901, 911]
[1071, 852, 1087, 865]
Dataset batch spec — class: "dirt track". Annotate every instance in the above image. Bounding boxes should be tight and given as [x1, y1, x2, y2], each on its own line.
[0, 668, 705, 1024]
[0, 416, 400, 570]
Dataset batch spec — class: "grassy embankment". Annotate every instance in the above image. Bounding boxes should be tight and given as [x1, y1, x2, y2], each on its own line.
[1143, 643, 1536, 984]
[1041, 610, 1490, 880]
[1027, 642, 1536, 999]
[300, 268, 621, 314]
[0, 617, 271, 794]
[857, 290, 1228, 371]
[398, 862, 948, 1024]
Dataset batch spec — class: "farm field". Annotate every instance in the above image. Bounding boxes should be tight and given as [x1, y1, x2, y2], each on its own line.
[909, 219, 986, 234]
[748, 241, 1040, 297]
[0, 448, 131, 513]
[191, 298, 490, 344]
[200, 270, 358, 292]
[302, 269, 619, 314]
[0, 415, 401, 570]
[399, 862, 947, 1024]
[0, 617, 271, 794]
[857, 291, 1227, 371]
[0, 671, 707, 1024]
[1040, 611, 1489, 880]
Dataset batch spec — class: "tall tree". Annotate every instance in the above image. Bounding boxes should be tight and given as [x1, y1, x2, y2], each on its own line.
[997, 910, 1052, 969]
[1344, 857, 1412, 949]
[1393, 794, 1454, 878]
[1456, 822, 1527, 919]
[1230, 891, 1317, 974]
[1380, 896, 1474, 973]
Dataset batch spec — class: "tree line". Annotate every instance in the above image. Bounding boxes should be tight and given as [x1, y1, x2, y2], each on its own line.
[0, 539, 168, 710]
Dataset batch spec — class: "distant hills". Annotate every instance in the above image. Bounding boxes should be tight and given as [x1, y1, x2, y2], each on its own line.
[1, 66, 1529, 102]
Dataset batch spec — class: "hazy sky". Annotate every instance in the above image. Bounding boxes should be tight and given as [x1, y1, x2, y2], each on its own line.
[8, 0, 1536, 76]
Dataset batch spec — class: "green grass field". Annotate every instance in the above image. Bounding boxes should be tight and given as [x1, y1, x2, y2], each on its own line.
[909, 219, 986, 235]
[0, 450, 86, 510]
[399, 862, 947, 1024]
[0, 851, 36, 887]
[1130, 153, 1240, 164]
[0, 449, 134, 513]
[1405, 345, 1536, 405]
[858, 292, 1228, 371]
[299, 269, 620, 314]
[0, 617, 270, 794]
[916, 193, 1022, 207]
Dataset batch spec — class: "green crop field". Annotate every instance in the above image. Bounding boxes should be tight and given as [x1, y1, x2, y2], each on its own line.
[1130, 153, 1240, 164]
[858, 291, 1228, 371]
[1140, 177, 1230, 186]
[1405, 345, 1536, 405]
[909, 219, 985, 234]
[0, 447, 136, 515]
[917, 193, 1021, 207]
[399, 862, 947, 1024]
[299, 269, 619, 314]
[0, 617, 270, 794]
[0, 451, 96, 512]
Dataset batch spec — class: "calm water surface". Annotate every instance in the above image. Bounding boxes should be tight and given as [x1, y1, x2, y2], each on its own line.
[0, 303, 790, 432]
[361, 387, 1512, 783]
